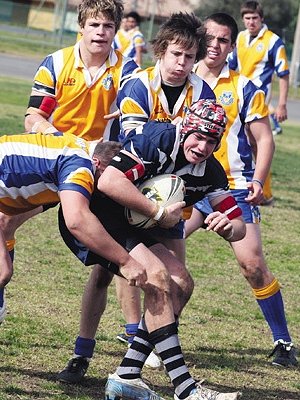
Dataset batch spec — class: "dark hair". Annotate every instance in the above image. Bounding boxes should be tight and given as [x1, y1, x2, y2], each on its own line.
[151, 12, 207, 62]
[78, 0, 124, 32]
[240, 1, 264, 18]
[93, 141, 122, 165]
[126, 11, 141, 25]
[205, 12, 238, 44]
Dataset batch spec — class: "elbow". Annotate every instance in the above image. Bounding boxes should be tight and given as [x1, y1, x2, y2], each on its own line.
[65, 216, 83, 237]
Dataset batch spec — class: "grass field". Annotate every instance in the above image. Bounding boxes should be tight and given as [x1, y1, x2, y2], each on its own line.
[0, 76, 299, 400]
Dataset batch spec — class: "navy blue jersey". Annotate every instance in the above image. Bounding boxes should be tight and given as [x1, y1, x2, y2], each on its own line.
[121, 121, 229, 207]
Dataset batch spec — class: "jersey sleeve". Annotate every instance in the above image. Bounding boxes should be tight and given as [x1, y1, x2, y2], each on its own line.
[57, 156, 95, 200]
[121, 121, 178, 178]
[32, 54, 56, 96]
[228, 48, 238, 71]
[117, 76, 151, 132]
[272, 37, 289, 78]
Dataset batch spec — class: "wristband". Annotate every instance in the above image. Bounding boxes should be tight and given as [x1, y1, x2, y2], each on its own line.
[152, 205, 166, 221]
[157, 208, 168, 224]
[252, 179, 264, 189]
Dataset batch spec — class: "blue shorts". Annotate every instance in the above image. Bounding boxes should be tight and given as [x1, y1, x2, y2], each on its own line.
[194, 189, 261, 224]
[149, 219, 185, 239]
[59, 192, 184, 271]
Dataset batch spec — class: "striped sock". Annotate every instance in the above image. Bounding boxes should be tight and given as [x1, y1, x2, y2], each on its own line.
[149, 322, 196, 399]
[117, 318, 154, 379]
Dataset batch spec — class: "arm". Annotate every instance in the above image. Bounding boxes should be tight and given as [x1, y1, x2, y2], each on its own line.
[135, 46, 143, 67]
[275, 75, 289, 122]
[59, 191, 147, 287]
[246, 117, 275, 205]
[207, 195, 246, 242]
[98, 153, 185, 228]
[24, 90, 57, 134]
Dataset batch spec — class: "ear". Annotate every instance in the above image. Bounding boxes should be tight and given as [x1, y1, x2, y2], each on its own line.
[93, 157, 101, 168]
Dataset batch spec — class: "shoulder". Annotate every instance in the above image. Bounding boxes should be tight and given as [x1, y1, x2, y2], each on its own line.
[130, 121, 176, 140]
[206, 156, 228, 180]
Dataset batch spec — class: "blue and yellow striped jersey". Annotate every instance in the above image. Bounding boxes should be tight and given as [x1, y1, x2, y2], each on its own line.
[117, 61, 215, 134]
[228, 24, 289, 99]
[32, 43, 139, 141]
[200, 64, 269, 189]
[0, 133, 94, 215]
[113, 27, 145, 63]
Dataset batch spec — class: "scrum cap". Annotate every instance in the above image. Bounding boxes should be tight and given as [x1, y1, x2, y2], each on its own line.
[181, 99, 227, 143]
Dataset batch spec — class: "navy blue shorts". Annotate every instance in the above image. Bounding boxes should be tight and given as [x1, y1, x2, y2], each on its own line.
[58, 192, 183, 272]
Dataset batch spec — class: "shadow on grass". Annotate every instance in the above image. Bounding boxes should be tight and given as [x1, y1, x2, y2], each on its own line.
[184, 344, 272, 370]
[1, 344, 299, 400]
[0, 363, 299, 400]
[0, 367, 299, 400]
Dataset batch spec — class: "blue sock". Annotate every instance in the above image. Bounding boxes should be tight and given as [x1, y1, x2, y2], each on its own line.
[74, 336, 96, 359]
[9, 249, 15, 262]
[125, 323, 139, 345]
[0, 249, 14, 308]
[270, 113, 280, 130]
[0, 288, 4, 308]
[257, 290, 291, 343]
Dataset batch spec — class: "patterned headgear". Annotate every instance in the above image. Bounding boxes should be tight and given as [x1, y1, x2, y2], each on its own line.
[181, 99, 227, 145]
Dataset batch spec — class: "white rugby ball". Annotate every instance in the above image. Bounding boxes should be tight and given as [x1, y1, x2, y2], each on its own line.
[125, 174, 185, 229]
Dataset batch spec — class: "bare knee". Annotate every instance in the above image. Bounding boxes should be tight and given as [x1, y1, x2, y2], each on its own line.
[145, 263, 171, 298]
[239, 258, 274, 288]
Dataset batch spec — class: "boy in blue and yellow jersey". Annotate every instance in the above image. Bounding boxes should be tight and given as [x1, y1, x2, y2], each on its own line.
[113, 11, 146, 66]
[186, 13, 297, 368]
[228, 1, 289, 204]
[24, 2, 138, 142]
[117, 12, 214, 137]
[0, 134, 147, 302]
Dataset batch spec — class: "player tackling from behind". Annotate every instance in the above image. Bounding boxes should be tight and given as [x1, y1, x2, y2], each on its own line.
[59, 99, 246, 400]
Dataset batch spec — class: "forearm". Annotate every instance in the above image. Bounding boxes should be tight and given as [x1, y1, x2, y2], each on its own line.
[24, 114, 56, 134]
[67, 210, 133, 268]
[277, 75, 289, 107]
[99, 167, 158, 218]
[253, 138, 275, 184]
[249, 118, 275, 184]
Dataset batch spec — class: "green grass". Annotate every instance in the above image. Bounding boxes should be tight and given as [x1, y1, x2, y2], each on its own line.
[0, 77, 299, 399]
[0, 29, 76, 59]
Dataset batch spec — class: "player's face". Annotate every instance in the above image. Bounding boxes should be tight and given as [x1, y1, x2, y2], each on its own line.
[80, 14, 116, 56]
[126, 17, 138, 30]
[160, 42, 197, 85]
[242, 12, 263, 36]
[204, 21, 234, 69]
[183, 131, 218, 164]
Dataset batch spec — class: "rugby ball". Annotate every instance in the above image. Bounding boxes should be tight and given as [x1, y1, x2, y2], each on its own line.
[125, 174, 185, 229]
